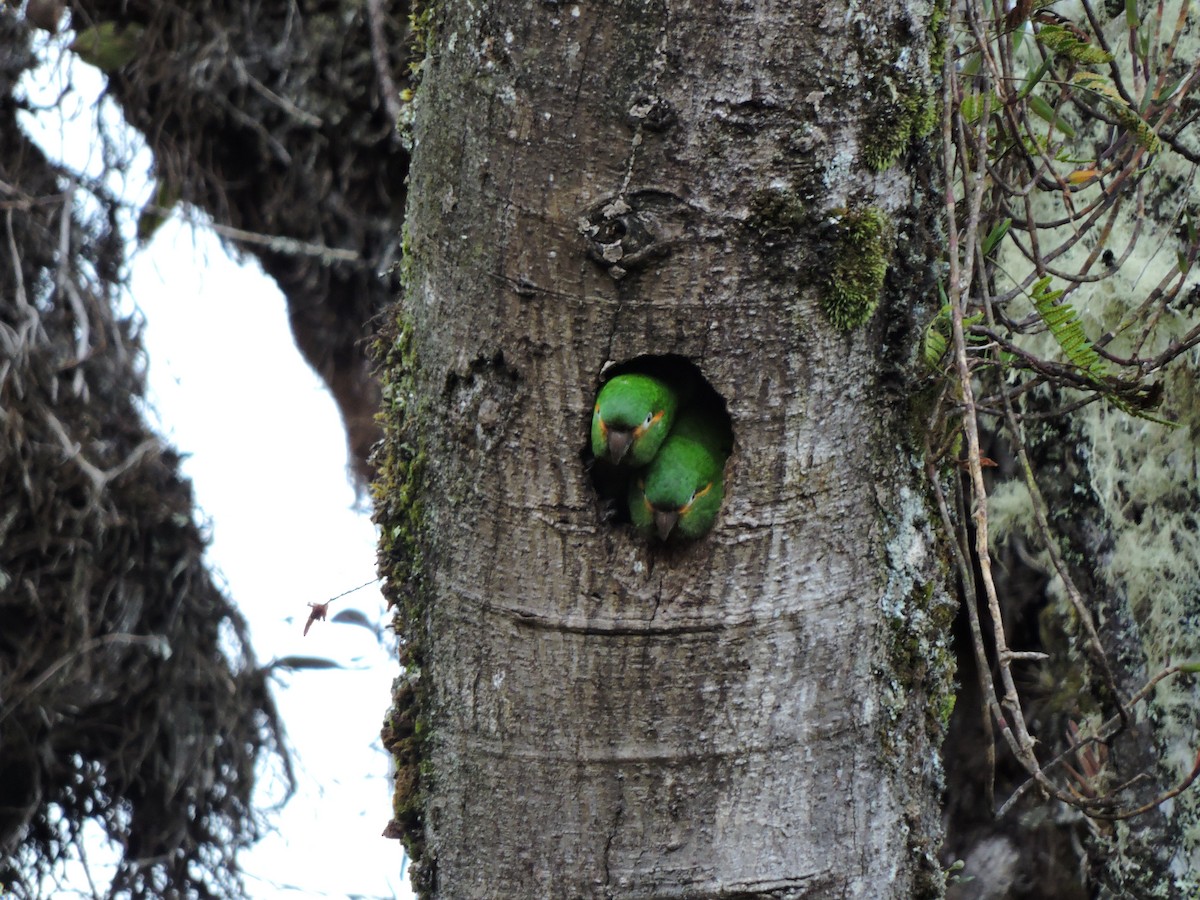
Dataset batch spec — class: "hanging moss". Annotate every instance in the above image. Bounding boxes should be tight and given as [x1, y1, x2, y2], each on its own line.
[0, 21, 288, 897]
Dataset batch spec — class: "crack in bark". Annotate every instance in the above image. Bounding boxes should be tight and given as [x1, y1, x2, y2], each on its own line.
[603, 773, 626, 897]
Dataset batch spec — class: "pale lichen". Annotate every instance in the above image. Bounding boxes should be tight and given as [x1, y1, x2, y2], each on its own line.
[878, 479, 958, 897]
[983, 33, 1200, 880]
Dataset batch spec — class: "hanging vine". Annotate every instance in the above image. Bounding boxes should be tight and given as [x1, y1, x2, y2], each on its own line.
[929, 0, 1200, 827]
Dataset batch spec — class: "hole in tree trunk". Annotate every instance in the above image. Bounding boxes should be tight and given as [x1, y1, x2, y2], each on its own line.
[585, 354, 733, 543]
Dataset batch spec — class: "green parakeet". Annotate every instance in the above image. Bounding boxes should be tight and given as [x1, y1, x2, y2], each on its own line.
[591, 374, 680, 466]
[69, 22, 145, 72]
[630, 409, 730, 540]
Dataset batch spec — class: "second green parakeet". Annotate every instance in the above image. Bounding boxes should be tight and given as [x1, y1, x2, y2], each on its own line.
[629, 409, 730, 540]
[591, 373, 680, 467]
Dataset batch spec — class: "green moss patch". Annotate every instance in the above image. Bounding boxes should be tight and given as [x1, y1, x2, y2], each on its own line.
[821, 206, 896, 330]
[861, 69, 938, 172]
[370, 307, 434, 892]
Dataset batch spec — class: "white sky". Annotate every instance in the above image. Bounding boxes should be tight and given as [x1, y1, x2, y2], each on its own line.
[17, 27, 413, 900]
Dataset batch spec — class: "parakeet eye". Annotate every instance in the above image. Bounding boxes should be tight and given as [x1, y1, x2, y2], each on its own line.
[642, 412, 655, 429]
[681, 481, 713, 514]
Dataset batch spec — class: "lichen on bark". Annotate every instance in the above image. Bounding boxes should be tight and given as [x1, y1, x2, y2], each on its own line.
[372, 302, 434, 889]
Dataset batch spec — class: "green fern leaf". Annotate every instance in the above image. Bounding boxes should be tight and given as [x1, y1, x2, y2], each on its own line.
[923, 296, 985, 371]
[1036, 24, 1113, 66]
[982, 218, 1012, 257]
[923, 321, 949, 370]
[1030, 276, 1105, 377]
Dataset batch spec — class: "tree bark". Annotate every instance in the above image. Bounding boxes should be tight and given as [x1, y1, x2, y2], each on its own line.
[380, 1, 951, 896]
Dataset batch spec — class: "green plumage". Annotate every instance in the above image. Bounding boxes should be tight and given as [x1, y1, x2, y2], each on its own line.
[70, 22, 145, 72]
[591, 374, 680, 467]
[629, 409, 730, 541]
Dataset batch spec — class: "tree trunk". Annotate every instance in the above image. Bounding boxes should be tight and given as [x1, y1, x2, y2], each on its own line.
[378, 1, 951, 896]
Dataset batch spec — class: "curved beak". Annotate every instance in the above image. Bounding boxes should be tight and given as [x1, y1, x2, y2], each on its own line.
[607, 429, 633, 464]
[654, 509, 679, 541]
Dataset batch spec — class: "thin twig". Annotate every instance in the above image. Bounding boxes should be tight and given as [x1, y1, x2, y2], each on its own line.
[365, 0, 404, 133]
[43, 409, 160, 490]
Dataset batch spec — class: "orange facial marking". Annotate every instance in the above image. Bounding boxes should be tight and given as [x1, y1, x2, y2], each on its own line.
[633, 409, 664, 438]
[680, 481, 713, 515]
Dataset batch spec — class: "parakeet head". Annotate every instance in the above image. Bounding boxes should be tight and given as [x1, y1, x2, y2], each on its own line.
[591, 374, 679, 467]
[629, 419, 726, 541]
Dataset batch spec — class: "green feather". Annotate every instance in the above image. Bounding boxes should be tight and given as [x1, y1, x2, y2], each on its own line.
[70, 22, 145, 72]
[591, 374, 680, 467]
[629, 409, 729, 541]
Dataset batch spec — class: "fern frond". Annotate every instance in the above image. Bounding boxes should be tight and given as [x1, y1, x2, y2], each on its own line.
[923, 297, 986, 371]
[1029, 276, 1106, 377]
[1036, 24, 1113, 66]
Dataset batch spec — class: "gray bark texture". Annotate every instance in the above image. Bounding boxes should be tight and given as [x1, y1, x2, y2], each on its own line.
[379, 1, 953, 896]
